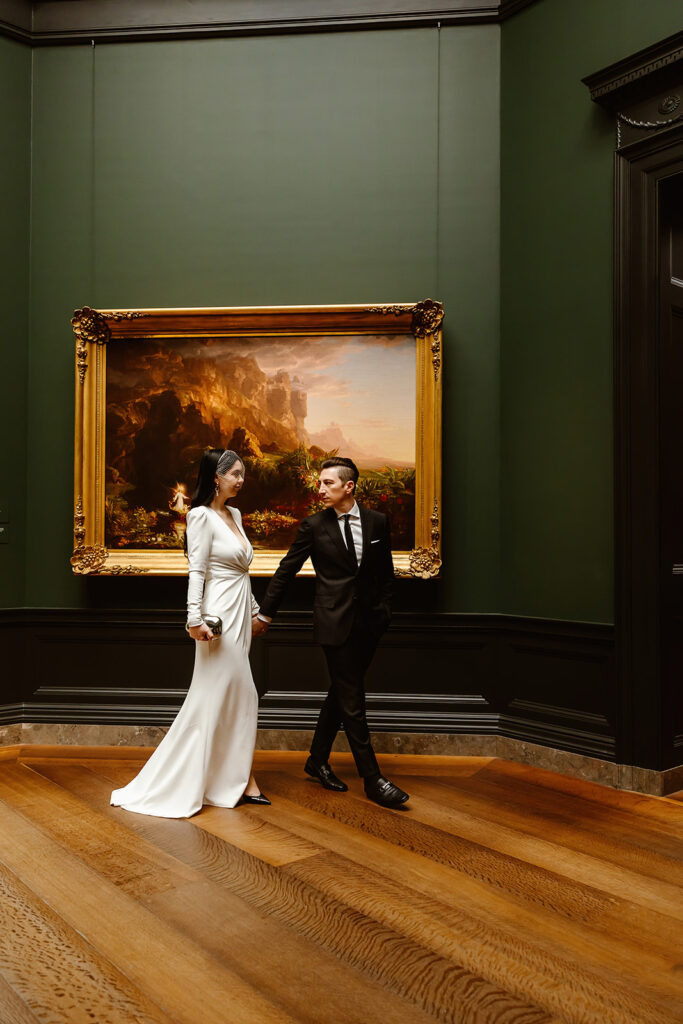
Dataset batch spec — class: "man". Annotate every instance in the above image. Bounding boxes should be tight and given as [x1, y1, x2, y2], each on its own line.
[258, 457, 409, 808]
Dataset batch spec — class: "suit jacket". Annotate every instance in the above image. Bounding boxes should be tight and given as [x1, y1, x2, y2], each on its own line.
[260, 505, 394, 646]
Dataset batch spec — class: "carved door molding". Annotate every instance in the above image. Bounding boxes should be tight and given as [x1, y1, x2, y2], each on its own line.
[585, 32, 683, 770]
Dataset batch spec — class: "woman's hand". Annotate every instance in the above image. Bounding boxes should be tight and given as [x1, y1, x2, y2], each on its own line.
[251, 616, 269, 638]
[188, 622, 215, 642]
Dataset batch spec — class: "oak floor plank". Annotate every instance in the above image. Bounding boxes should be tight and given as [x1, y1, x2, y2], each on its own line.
[34, 761, 511, 1024]
[0, 862, 179, 1024]
[84, 762, 147, 786]
[36, 761, 324, 867]
[55, 760, 682, 974]
[16, 745, 153, 763]
[192, 804, 325, 865]
[147, 876, 557, 1024]
[0, 800, 300, 1024]
[484, 759, 683, 816]
[144, 877, 521, 1024]
[459, 760, 683, 832]
[9, 765, 441, 1024]
[6, 752, 682, 1024]
[436, 775, 683, 877]
[284, 850, 681, 1024]
[33, 765, 557, 1024]
[0, 763, 199, 898]
[40, 763, 683, 1023]
[241, 781, 683, 985]
[253, 752, 496, 777]
[34, 767, 565, 1023]
[23, 755, 324, 869]
[408, 765, 683, 847]
[400, 776, 683, 892]
[0, 970, 42, 1024]
[256, 770, 683, 925]
[255, 752, 497, 778]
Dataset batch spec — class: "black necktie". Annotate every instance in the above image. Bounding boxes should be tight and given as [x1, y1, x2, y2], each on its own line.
[341, 514, 358, 569]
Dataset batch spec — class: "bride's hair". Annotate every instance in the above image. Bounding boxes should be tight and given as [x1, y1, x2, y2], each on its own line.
[189, 447, 243, 509]
[183, 447, 244, 556]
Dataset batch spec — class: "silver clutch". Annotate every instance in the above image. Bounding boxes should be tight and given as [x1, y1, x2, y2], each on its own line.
[203, 615, 223, 636]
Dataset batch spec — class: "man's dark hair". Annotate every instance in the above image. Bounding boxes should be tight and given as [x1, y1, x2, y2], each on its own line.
[321, 456, 359, 492]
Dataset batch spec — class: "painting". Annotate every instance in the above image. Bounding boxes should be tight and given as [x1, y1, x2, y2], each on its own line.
[71, 303, 443, 577]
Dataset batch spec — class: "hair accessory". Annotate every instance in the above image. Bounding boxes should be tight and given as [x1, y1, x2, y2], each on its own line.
[216, 449, 240, 475]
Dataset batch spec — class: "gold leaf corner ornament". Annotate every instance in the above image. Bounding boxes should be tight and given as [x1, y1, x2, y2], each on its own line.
[70, 545, 148, 575]
[366, 300, 443, 382]
[72, 307, 110, 385]
[411, 299, 444, 338]
[397, 546, 442, 579]
[396, 498, 441, 578]
[412, 300, 444, 382]
[72, 308, 148, 384]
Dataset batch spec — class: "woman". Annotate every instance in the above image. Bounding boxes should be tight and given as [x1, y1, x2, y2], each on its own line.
[111, 448, 269, 817]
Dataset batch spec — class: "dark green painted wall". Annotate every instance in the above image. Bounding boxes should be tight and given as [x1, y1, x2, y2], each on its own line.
[16, 4, 679, 620]
[500, 0, 683, 622]
[24, 27, 501, 612]
[0, 37, 31, 608]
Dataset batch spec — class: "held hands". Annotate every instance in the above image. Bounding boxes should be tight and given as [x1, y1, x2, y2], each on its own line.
[251, 615, 269, 638]
[189, 619, 269, 640]
[188, 623, 215, 642]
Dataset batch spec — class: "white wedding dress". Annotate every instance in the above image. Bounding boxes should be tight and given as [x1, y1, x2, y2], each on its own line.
[111, 504, 259, 817]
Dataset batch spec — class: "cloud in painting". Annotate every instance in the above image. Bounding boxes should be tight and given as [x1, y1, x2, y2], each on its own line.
[171, 335, 408, 377]
[156, 334, 415, 462]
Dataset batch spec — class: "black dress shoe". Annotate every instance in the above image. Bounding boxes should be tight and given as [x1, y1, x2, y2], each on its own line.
[364, 775, 409, 808]
[304, 756, 348, 792]
[239, 793, 271, 805]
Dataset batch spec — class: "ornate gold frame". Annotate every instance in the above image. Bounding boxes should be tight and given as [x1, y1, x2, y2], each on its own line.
[71, 302, 443, 578]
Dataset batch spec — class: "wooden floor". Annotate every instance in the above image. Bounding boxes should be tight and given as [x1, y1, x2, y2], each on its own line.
[0, 749, 682, 1024]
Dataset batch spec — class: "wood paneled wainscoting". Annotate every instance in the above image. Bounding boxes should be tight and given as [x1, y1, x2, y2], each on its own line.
[0, 747, 681, 1023]
[1, 608, 651, 788]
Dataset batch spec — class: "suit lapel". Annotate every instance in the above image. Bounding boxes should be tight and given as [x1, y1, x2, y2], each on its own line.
[322, 508, 355, 568]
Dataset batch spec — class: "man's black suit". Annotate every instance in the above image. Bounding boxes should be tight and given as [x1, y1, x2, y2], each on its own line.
[259, 504, 393, 778]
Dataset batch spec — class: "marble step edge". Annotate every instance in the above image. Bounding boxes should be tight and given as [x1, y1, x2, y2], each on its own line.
[1, 723, 682, 797]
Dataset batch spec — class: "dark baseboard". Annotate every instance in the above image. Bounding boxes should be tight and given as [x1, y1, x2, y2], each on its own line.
[0, 608, 615, 761]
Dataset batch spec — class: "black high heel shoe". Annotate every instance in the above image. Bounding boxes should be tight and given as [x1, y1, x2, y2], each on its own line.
[238, 793, 271, 806]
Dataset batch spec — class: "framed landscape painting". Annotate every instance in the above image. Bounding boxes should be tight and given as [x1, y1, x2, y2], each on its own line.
[71, 303, 443, 577]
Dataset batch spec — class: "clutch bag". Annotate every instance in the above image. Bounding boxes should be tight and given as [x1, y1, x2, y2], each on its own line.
[203, 615, 223, 636]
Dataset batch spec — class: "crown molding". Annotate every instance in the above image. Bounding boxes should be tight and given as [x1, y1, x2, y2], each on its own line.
[1, 0, 539, 45]
[584, 32, 683, 151]
[0, 0, 29, 40]
[583, 30, 683, 108]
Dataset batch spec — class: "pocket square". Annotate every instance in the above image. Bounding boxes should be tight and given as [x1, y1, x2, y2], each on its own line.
[371, 539, 381, 544]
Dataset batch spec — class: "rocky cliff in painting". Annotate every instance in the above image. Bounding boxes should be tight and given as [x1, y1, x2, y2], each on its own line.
[106, 338, 308, 509]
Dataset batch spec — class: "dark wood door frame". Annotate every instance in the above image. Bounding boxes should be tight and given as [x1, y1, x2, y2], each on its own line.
[614, 134, 683, 769]
[585, 32, 683, 770]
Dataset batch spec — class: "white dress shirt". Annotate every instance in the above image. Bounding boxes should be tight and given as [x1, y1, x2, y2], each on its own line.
[257, 501, 363, 624]
[338, 501, 363, 565]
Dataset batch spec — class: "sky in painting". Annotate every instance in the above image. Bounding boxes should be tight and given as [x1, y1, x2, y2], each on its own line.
[233, 335, 416, 463]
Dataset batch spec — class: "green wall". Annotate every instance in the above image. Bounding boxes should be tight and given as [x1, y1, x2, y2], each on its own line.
[0, 37, 31, 608]
[8, 4, 683, 619]
[24, 27, 501, 611]
[500, 0, 683, 622]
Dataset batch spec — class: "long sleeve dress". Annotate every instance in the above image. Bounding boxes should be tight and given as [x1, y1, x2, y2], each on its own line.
[110, 504, 260, 817]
